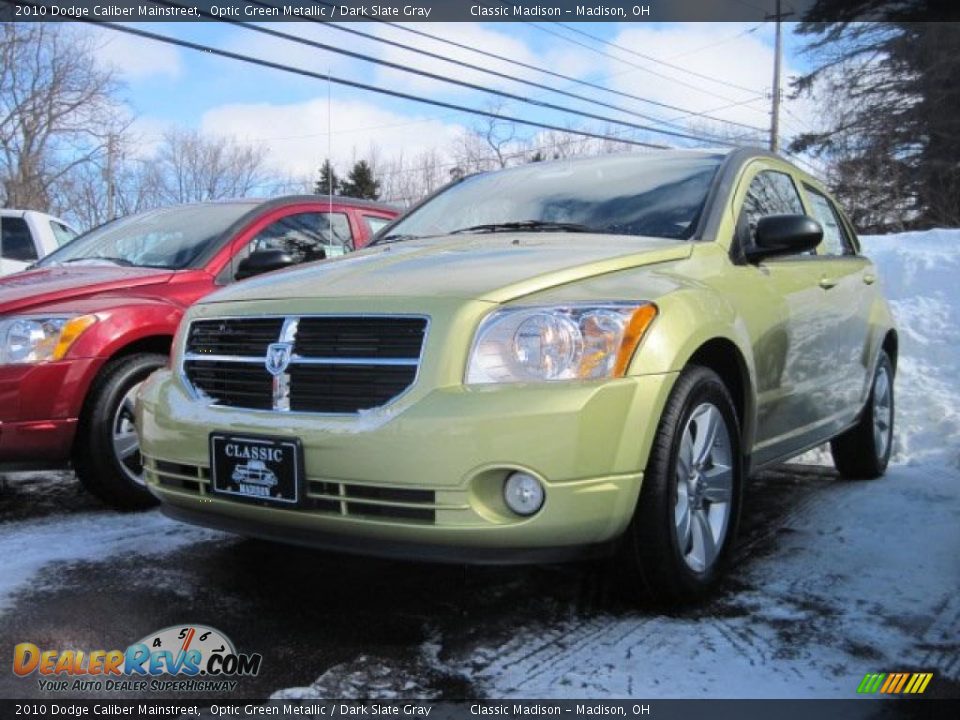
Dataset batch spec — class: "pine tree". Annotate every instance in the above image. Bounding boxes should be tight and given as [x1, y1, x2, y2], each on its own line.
[313, 159, 340, 196]
[790, 2, 960, 230]
[339, 160, 381, 200]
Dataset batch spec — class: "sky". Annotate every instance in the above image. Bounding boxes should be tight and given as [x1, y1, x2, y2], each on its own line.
[87, 20, 817, 185]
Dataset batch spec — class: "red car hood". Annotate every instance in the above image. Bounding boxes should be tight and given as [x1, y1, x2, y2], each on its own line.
[0, 265, 174, 314]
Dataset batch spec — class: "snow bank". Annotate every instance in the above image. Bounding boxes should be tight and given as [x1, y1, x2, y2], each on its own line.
[861, 229, 960, 468]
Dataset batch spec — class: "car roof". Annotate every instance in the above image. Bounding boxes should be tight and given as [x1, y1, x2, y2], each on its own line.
[177, 195, 400, 214]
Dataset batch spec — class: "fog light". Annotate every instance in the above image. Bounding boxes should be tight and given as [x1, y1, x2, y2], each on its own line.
[504, 472, 545, 516]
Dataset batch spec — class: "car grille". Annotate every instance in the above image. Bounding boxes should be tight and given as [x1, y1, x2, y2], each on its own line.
[143, 456, 441, 524]
[182, 316, 427, 413]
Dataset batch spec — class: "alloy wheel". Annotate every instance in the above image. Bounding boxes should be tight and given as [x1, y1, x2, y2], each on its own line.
[112, 382, 145, 487]
[675, 403, 734, 573]
[873, 363, 893, 461]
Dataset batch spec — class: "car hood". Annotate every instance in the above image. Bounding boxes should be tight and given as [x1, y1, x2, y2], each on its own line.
[203, 234, 692, 305]
[0, 265, 174, 314]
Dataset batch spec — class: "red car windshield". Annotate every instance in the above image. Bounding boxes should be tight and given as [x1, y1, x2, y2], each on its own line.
[36, 203, 255, 270]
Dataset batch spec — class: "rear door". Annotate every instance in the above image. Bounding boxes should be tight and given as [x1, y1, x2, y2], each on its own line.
[0, 215, 39, 275]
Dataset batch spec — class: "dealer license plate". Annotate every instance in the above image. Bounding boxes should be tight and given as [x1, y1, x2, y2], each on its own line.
[209, 433, 302, 505]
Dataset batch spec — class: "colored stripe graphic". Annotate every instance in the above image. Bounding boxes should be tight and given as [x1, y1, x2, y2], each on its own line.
[858, 672, 933, 694]
[858, 673, 886, 693]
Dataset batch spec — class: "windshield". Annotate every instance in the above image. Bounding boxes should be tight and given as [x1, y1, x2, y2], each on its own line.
[36, 203, 256, 270]
[380, 152, 725, 242]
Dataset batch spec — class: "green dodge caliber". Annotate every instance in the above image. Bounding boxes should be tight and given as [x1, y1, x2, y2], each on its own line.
[137, 148, 897, 601]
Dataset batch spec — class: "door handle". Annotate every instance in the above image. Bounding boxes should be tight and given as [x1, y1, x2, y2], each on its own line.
[863, 273, 876, 285]
[819, 276, 838, 290]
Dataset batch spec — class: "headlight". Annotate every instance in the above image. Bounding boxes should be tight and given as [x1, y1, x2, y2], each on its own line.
[0, 315, 98, 365]
[466, 303, 657, 384]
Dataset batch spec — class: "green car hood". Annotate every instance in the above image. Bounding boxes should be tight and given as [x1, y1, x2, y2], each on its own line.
[204, 234, 692, 305]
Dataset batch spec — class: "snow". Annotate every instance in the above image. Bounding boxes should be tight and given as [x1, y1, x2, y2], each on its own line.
[438, 463, 959, 698]
[0, 509, 222, 612]
[861, 230, 960, 468]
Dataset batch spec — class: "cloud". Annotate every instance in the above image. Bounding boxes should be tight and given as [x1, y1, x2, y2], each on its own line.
[198, 98, 466, 179]
[90, 27, 182, 81]
[368, 22, 597, 99]
[602, 22, 815, 147]
[218, 21, 357, 79]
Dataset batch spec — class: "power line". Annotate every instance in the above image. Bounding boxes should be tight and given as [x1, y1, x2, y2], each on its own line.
[529, 21, 757, 108]
[666, 22, 767, 60]
[550, 22, 761, 95]
[665, 94, 769, 126]
[313, 7, 766, 134]
[162, 1, 740, 147]
[227, 0, 749, 145]
[86, 22, 671, 151]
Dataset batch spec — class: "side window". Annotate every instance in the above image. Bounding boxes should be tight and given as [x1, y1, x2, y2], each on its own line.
[739, 170, 805, 239]
[247, 212, 355, 262]
[50, 221, 78, 246]
[804, 186, 854, 256]
[362, 215, 391, 239]
[1, 216, 38, 261]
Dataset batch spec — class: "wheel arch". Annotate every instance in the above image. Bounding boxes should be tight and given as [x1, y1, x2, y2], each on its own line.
[684, 337, 755, 453]
[882, 328, 898, 374]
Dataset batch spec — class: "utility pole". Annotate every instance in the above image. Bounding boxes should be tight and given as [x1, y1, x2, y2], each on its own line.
[766, 1, 795, 153]
[104, 133, 117, 221]
[769, 0, 783, 153]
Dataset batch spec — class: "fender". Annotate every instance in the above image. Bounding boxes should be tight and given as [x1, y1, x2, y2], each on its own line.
[630, 285, 758, 450]
[859, 296, 898, 408]
[52, 300, 182, 419]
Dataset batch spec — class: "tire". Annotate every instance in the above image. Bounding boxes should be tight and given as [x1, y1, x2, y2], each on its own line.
[830, 351, 894, 480]
[74, 353, 166, 511]
[617, 365, 743, 604]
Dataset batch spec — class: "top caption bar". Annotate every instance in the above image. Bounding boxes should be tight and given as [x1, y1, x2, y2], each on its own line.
[3, 0, 958, 23]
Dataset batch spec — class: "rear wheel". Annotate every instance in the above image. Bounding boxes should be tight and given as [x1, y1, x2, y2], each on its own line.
[74, 353, 166, 511]
[617, 366, 743, 604]
[830, 351, 894, 479]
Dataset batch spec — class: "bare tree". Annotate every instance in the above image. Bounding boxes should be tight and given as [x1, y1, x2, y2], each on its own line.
[377, 148, 450, 206]
[55, 147, 162, 230]
[154, 128, 270, 204]
[0, 23, 125, 210]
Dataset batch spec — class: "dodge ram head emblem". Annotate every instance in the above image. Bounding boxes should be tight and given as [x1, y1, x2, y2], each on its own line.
[265, 343, 293, 376]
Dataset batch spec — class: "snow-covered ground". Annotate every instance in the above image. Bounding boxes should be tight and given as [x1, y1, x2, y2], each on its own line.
[1, 230, 958, 700]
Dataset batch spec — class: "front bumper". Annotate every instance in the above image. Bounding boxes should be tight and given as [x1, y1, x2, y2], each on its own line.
[0, 359, 100, 467]
[138, 368, 677, 562]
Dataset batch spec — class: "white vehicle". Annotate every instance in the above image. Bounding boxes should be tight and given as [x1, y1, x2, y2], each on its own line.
[0, 209, 78, 276]
[231, 460, 279, 487]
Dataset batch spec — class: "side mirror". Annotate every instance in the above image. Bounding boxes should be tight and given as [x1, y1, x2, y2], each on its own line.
[235, 249, 298, 280]
[746, 215, 823, 262]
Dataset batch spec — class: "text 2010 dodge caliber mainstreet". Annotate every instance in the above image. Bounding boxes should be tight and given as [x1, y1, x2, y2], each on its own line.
[138, 149, 897, 601]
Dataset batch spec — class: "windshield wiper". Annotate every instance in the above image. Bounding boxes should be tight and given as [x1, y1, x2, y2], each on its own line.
[448, 220, 595, 235]
[61, 256, 135, 267]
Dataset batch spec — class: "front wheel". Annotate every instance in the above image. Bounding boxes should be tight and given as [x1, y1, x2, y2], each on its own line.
[830, 351, 895, 480]
[74, 353, 166, 511]
[617, 366, 743, 604]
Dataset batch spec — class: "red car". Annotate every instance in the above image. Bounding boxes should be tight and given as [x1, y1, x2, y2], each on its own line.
[0, 195, 398, 509]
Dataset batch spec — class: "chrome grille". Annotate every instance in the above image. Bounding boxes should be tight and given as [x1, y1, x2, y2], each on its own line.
[182, 316, 427, 413]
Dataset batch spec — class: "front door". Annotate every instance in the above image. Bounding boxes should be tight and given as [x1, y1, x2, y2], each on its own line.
[729, 165, 843, 464]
